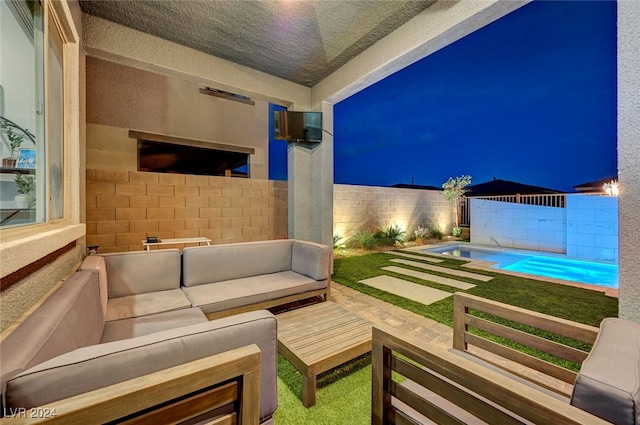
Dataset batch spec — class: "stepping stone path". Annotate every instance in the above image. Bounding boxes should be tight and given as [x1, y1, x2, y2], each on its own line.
[387, 251, 444, 263]
[389, 259, 494, 282]
[382, 266, 476, 290]
[357, 253, 495, 306]
[359, 276, 452, 305]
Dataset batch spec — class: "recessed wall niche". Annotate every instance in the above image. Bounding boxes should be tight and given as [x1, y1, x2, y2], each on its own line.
[133, 131, 254, 178]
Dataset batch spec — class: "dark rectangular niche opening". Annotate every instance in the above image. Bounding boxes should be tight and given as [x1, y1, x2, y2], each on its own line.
[138, 140, 249, 177]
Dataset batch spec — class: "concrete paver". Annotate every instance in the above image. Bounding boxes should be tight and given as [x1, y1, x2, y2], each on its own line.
[386, 251, 444, 263]
[382, 265, 476, 290]
[390, 258, 494, 282]
[359, 275, 452, 305]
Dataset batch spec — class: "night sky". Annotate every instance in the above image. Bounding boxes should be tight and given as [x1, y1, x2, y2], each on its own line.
[332, 0, 617, 193]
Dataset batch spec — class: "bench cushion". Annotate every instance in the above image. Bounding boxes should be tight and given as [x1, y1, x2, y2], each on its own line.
[4, 310, 279, 422]
[182, 240, 294, 287]
[100, 308, 208, 343]
[99, 249, 181, 297]
[571, 317, 640, 425]
[182, 270, 327, 314]
[105, 288, 192, 321]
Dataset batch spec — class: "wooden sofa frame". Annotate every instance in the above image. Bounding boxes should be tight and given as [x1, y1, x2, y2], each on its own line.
[4, 344, 261, 425]
[453, 292, 600, 397]
[205, 287, 329, 320]
[372, 292, 610, 424]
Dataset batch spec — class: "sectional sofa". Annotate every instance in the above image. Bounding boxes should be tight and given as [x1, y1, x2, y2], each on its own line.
[0, 239, 331, 423]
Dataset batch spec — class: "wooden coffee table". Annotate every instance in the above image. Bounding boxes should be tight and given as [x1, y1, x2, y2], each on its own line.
[276, 301, 372, 407]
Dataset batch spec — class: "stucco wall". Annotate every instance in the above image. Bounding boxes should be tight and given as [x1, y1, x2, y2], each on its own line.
[333, 184, 454, 241]
[1, 244, 84, 331]
[470, 199, 566, 253]
[618, 0, 640, 321]
[85, 57, 269, 179]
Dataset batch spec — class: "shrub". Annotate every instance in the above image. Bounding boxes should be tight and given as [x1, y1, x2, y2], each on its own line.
[379, 224, 405, 246]
[348, 229, 378, 250]
[412, 225, 430, 240]
[452, 227, 463, 237]
[333, 234, 345, 249]
[429, 227, 444, 240]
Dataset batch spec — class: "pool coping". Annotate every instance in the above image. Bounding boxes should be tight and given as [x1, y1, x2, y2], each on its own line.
[402, 242, 619, 298]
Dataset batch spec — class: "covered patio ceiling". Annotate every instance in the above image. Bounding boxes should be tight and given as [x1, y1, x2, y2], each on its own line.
[79, 0, 437, 87]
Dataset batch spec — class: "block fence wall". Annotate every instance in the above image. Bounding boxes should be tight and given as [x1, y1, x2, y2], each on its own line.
[333, 184, 455, 240]
[470, 195, 618, 262]
[86, 173, 456, 252]
[470, 199, 567, 253]
[86, 169, 288, 253]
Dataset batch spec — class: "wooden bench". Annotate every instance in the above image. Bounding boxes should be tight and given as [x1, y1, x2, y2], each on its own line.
[372, 291, 611, 424]
[4, 345, 261, 425]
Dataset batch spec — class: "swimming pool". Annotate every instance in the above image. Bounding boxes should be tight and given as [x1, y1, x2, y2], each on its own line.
[422, 244, 619, 288]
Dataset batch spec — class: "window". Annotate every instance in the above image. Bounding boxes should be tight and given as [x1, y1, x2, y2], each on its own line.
[0, 0, 67, 228]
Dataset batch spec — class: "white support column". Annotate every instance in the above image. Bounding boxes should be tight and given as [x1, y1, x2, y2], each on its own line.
[618, 0, 640, 322]
[287, 102, 334, 247]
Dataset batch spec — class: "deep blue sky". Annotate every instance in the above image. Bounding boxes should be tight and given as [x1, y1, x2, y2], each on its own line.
[332, 0, 617, 192]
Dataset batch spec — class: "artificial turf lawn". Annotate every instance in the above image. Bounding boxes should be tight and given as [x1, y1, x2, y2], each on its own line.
[274, 354, 371, 425]
[274, 250, 618, 423]
[332, 251, 618, 328]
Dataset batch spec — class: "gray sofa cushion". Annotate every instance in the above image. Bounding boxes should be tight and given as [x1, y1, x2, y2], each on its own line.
[182, 240, 294, 287]
[105, 288, 192, 321]
[4, 310, 279, 422]
[0, 271, 103, 397]
[292, 240, 331, 281]
[182, 270, 327, 314]
[100, 308, 208, 343]
[99, 249, 181, 297]
[570, 317, 640, 425]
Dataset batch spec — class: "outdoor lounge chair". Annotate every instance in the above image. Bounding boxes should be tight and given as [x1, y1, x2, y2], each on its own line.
[372, 293, 640, 425]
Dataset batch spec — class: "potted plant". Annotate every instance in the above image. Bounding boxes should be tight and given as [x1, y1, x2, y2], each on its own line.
[14, 173, 35, 208]
[1, 116, 35, 168]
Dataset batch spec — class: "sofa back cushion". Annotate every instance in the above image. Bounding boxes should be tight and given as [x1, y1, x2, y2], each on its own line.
[570, 317, 640, 425]
[4, 310, 278, 422]
[0, 270, 103, 398]
[182, 240, 293, 287]
[100, 249, 181, 297]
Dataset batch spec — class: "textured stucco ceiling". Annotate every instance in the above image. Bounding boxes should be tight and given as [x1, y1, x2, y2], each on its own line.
[79, 0, 436, 86]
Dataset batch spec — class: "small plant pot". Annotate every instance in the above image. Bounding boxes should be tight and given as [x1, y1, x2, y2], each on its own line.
[15, 194, 33, 208]
[3, 157, 17, 168]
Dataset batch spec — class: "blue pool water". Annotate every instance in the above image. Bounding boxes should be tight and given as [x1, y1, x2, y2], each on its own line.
[423, 244, 618, 288]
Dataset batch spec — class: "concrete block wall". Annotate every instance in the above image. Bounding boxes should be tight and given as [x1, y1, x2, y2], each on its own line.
[470, 195, 619, 261]
[333, 184, 454, 241]
[470, 199, 567, 253]
[86, 169, 288, 252]
[566, 194, 618, 262]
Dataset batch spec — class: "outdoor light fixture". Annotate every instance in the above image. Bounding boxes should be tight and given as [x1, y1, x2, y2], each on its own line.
[603, 180, 619, 196]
